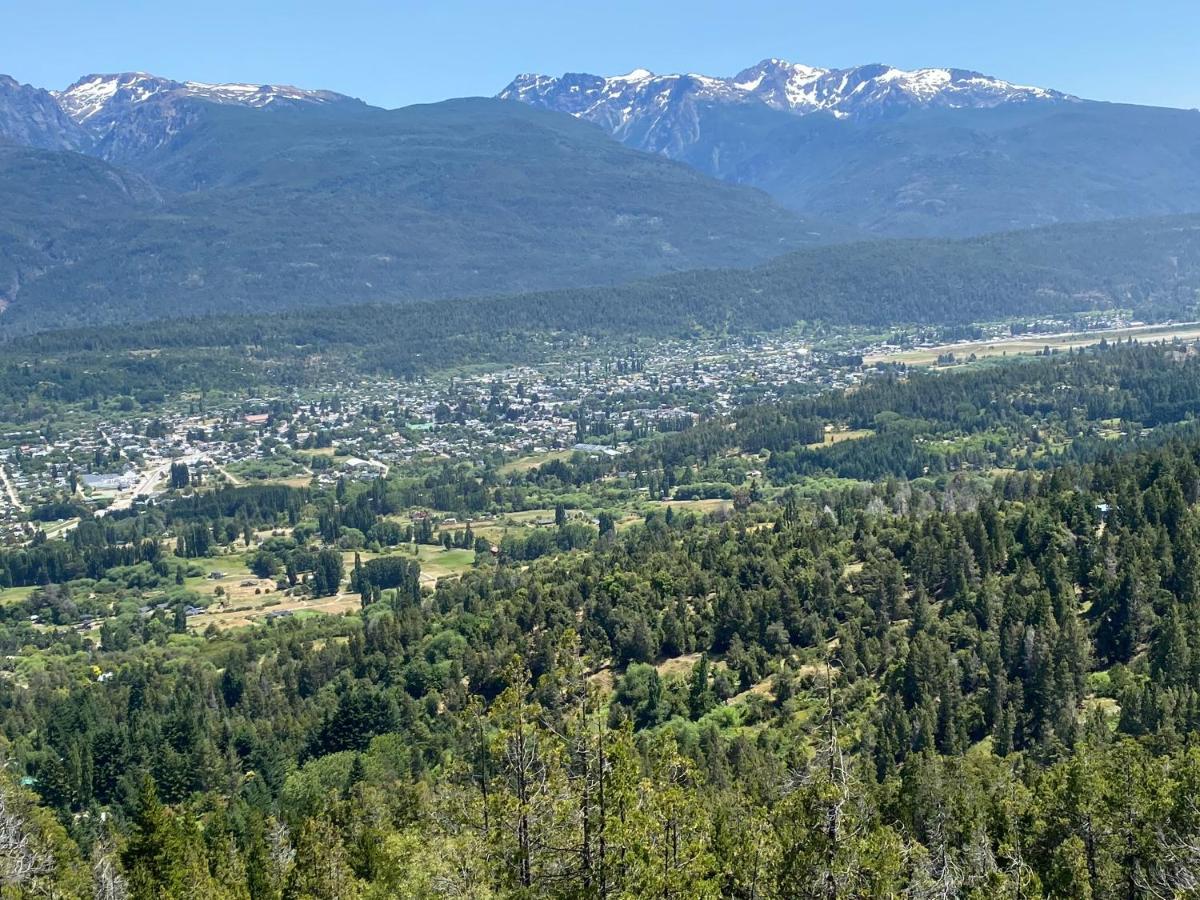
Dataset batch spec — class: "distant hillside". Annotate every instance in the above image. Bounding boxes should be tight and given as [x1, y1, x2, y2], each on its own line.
[0, 143, 159, 315]
[5, 63, 1200, 334]
[13, 214, 1200, 368]
[502, 60, 1200, 237]
[0, 99, 822, 331]
[686, 102, 1200, 237]
[0, 75, 90, 151]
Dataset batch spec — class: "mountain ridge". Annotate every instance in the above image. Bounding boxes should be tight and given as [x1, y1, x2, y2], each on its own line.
[0, 98, 819, 332]
[54, 71, 355, 125]
[9, 211, 1200, 347]
[0, 75, 91, 151]
[500, 58, 1200, 238]
[499, 57, 1075, 153]
[0, 70, 363, 161]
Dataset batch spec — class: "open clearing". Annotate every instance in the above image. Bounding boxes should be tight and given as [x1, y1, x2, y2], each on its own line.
[866, 321, 1200, 366]
[0, 585, 37, 607]
[656, 652, 703, 679]
[499, 449, 573, 475]
[656, 498, 733, 515]
[189, 544, 477, 630]
[203, 592, 360, 630]
[806, 428, 873, 448]
[501, 508, 558, 525]
[414, 546, 475, 584]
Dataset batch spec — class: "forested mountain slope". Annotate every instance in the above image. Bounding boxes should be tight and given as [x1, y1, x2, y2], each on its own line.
[0, 143, 160, 316]
[6, 61, 1200, 332]
[8, 212, 1198, 343]
[647, 100, 1200, 237]
[674, 100, 1200, 237]
[504, 59, 1200, 237]
[0, 99, 815, 329]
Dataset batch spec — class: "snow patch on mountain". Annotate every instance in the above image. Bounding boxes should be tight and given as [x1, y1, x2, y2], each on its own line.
[54, 72, 352, 130]
[500, 58, 1074, 142]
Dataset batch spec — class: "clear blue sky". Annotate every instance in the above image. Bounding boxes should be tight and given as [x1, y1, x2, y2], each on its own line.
[4, 0, 1198, 110]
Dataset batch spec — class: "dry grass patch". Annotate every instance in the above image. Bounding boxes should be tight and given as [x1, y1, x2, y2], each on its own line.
[587, 667, 615, 693]
[728, 675, 776, 705]
[499, 449, 573, 475]
[807, 428, 873, 449]
[657, 499, 733, 516]
[202, 591, 361, 630]
[867, 322, 1200, 367]
[655, 652, 702, 679]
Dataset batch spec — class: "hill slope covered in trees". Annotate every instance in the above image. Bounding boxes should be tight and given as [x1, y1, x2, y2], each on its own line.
[7, 212, 1199, 345]
[0, 99, 818, 330]
[4, 344, 1200, 895]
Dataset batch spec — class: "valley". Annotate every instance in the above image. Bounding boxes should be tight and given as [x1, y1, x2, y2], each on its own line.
[0, 309, 1164, 547]
[1, 309, 1196, 645]
[1, 20, 1200, 897]
[2, 308, 1200, 895]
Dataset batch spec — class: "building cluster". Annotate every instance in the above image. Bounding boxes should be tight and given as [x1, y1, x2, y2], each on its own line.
[0, 332, 873, 537]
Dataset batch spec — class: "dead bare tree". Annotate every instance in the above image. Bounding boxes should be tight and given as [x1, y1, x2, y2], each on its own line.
[0, 786, 51, 888]
[264, 816, 295, 894]
[1135, 812, 1200, 899]
[794, 657, 859, 900]
[91, 840, 128, 900]
[903, 831, 963, 900]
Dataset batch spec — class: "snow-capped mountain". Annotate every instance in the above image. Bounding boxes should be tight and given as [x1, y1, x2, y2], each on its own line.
[0, 71, 358, 167]
[0, 69, 360, 161]
[500, 59, 1073, 153]
[3, 60, 1199, 248]
[0, 75, 90, 151]
[54, 72, 352, 135]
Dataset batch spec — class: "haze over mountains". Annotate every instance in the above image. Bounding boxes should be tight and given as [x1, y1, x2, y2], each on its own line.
[1, 60, 1200, 334]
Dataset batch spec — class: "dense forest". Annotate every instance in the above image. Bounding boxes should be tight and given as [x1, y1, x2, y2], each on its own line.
[7, 213, 1200, 355]
[2, 342, 1200, 895]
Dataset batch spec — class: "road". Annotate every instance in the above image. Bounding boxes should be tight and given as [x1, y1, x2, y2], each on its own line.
[104, 453, 204, 513]
[0, 465, 23, 511]
[217, 465, 244, 486]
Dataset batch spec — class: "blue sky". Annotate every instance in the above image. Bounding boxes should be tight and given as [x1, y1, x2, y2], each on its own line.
[4, 0, 1198, 110]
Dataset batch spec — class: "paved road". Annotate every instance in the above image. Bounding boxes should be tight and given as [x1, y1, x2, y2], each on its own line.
[104, 453, 204, 513]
